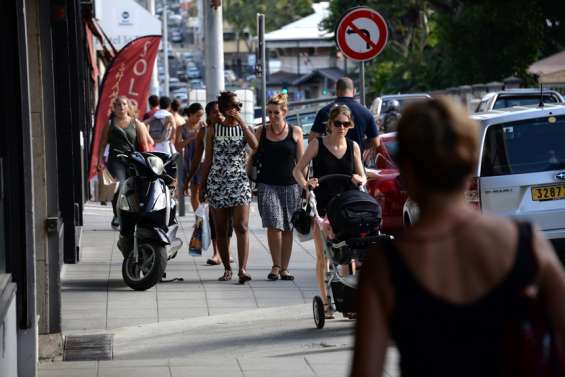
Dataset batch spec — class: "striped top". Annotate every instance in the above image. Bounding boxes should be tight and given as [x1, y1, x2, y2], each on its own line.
[214, 123, 244, 139]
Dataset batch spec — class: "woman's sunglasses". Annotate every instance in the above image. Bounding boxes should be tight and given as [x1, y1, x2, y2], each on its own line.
[231, 102, 243, 109]
[333, 120, 352, 128]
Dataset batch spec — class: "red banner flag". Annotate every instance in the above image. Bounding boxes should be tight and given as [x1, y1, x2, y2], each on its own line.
[88, 35, 161, 180]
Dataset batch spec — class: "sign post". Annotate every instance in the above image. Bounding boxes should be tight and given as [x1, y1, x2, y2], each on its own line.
[335, 7, 388, 106]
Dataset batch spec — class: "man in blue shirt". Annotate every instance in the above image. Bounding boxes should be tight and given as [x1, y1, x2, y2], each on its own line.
[309, 77, 379, 154]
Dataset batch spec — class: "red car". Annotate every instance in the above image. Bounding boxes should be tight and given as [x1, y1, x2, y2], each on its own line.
[364, 132, 407, 235]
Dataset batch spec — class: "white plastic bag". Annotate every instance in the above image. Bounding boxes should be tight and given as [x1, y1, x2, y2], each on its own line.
[195, 203, 211, 252]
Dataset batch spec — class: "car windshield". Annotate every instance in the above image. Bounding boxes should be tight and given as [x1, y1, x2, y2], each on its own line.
[481, 115, 565, 176]
[492, 94, 559, 109]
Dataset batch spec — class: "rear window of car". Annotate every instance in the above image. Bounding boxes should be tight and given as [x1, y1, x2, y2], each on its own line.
[480, 115, 565, 177]
[492, 94, 559, 109]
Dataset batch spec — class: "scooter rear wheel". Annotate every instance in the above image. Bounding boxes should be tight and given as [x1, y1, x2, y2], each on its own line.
[122, 242, 167, 291]
[313, 296, 325, 329]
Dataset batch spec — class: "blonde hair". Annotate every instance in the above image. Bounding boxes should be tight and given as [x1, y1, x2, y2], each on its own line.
[267, 93, 288, 112]
[326, 104, 354, 133]
[397, 97, 479, 193]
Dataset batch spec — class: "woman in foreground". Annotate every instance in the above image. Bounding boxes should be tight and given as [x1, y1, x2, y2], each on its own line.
[350, 97, 565, 376]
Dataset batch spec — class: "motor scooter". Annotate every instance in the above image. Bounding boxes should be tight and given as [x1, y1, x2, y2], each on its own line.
[116, 151, 183, 291]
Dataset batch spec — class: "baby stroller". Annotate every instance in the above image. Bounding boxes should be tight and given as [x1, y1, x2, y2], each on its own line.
[308, 174, 389, 329]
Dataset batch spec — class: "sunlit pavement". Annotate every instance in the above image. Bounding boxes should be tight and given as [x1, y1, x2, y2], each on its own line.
[38, 201, 399, 377]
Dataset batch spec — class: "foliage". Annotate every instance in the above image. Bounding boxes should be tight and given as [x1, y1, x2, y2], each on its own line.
[323, 0, 565, 96]
[224, 0, 313, 37]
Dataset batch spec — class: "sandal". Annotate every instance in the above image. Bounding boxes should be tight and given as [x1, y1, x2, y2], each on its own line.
[206, 258, 221, 266]
[279, 269, 294, 281]
[238, 271, 252, 284]
[267, 265, 280, 281]
[218, 270, 233, 281]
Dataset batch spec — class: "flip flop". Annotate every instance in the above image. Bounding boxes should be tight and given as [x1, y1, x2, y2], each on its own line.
[206, 258, 221, 265]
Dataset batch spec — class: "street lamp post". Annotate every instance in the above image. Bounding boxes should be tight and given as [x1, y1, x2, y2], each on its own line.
[205, 0, 225, 102]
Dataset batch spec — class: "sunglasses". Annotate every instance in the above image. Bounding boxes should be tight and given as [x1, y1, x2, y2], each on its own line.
[333, 120, 352, 128]
[231, 102, 243, 109]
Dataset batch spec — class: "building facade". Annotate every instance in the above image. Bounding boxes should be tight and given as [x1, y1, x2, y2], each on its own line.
[0, 0, 94, 375]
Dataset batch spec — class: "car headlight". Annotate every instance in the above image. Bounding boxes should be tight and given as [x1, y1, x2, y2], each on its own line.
[147, 156, 164, 176]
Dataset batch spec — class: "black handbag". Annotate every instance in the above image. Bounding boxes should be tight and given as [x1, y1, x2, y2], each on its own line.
[292, 166, 312, 235]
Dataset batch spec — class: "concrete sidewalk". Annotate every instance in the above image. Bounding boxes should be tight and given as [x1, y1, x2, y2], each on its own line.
[39, 202, 399, 377]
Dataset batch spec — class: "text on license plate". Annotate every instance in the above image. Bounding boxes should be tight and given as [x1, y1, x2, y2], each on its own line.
[531, 185, 565, 201]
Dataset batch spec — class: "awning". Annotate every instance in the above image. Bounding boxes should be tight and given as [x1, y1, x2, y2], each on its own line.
[292, 68, 346, 86]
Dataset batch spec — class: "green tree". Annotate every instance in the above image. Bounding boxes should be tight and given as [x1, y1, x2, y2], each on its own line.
[324, 0, 565, 96]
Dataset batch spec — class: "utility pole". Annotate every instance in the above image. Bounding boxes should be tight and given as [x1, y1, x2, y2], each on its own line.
[163, 4, 170, 96]
[148, 0, 159, 97]
[205, 0, 225, 102]
[257, 14, 266, 127]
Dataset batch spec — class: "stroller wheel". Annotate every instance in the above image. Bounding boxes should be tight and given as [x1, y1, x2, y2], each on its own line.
[313, 296, 325, 329]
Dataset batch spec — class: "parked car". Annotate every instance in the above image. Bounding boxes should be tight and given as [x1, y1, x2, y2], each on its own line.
[171, 31, 184, 43]
[363, 132, 407, 235]
[189, 79, 205, 89]
[186, 67, 201, 79]
[403, 104, 565, 262]
[474, 89, 564, 113]
[370, 93, 431, 131]
[224, 69, 237, 82]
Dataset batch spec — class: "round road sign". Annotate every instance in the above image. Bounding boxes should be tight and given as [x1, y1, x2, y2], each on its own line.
[336, 7, 388, 62]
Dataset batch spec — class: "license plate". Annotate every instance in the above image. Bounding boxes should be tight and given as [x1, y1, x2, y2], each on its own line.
[531, 185, 565, 201]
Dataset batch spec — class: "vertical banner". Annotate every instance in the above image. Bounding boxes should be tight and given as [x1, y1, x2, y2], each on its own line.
[88, 35, 161, 180]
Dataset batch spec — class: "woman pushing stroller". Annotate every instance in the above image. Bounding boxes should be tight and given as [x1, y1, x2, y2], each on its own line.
[293, 104, 367, 319]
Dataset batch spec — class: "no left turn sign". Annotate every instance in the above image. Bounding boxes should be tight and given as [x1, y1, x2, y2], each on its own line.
[336, 7, 388, 62]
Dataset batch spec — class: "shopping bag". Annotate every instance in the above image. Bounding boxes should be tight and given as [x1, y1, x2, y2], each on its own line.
[189, 204, 211, 255]
[98, 168, 118, 202]
[189, 219, 203, 256]
[196, 203, 211, 252]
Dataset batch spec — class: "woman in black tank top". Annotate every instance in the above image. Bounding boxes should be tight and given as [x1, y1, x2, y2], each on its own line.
[350, 98, 565, 376]
[293, 104, 367, 317]
[96, 96, 153, 229]
[254, 93, 305, 281]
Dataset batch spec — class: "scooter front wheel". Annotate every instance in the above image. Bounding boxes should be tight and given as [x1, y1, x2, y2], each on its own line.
[122, 242, 167, 291]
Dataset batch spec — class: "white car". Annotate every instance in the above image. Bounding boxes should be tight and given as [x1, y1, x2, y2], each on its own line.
[474, 89, 564, 113]
[404, 104, 565, 259]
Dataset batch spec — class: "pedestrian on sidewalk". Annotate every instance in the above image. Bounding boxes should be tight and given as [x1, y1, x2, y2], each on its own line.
[185, 101, 233, 266]
[97, 96, 154, 229]
[253, 93, 304, 281]
[293, 104, 367, 318]
[201, 91, 258, 283]
[142, 94, 159, 121]
[350, 98, 565, 377]
[309, 77, 378, 154]
[145, 96, 176, 155]
[174, 102, 205, 212]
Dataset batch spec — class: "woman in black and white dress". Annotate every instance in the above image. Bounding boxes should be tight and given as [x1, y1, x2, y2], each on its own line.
[201, 91, 258, 283]
[254, 93, 304, 281]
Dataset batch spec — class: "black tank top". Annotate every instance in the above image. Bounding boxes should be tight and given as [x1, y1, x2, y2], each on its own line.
[257, 126, 297, 186]
[108, 117, 137, 158]
[312, 137, 355, 216]
[380, 222, 537, 377]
